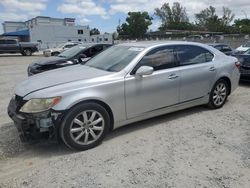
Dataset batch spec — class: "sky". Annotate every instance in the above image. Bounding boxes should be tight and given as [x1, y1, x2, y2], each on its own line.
[0, 0, 250, 34]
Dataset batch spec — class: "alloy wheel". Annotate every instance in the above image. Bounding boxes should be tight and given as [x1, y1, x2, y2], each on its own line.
[212, 83, 227, 106]
[69, 110, 105, 145]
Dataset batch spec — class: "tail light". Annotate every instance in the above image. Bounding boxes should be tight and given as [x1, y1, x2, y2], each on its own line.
[235, 61, 241, 70]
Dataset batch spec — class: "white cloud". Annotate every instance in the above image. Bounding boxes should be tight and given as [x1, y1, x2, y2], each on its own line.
[0, 12, 29, 21]
[0, 0, 47, 12]
[58, 0, 109, 20]
[0, 0, 47, 22]
[58, 0, 112, 27]
[108, 0, 250, 21]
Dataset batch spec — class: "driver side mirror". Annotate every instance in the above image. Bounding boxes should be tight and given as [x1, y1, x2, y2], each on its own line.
[78, 54, 87, 59]
[135, 66, 154, 77]
[78, 54, 90, 63]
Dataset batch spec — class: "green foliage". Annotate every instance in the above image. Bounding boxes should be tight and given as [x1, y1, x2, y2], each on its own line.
[234, 19, 250, 34]
[116, 2, 249, 38]
[90, 28, 100, 36]
[117, 12, 152, 39]
[155, 2, 191, 31]
[195, 6, 235, 32]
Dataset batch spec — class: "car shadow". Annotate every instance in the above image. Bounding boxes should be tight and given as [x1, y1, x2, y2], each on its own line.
[2, 105, 211, 159]
[0, 53, 42, 57]
[105, 105, 210, 142]
[239, 80, 250, 87]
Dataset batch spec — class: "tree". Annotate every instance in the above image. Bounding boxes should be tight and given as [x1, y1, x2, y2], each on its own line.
[234, 19, 250, 34]
[90, 28, 100, 35]
[155, 2, 191, 31]
[195, 6, 216, 28]
[221, 7, 235, 26]
[117, 12, 152, 39]
[195, 6, 235, 32]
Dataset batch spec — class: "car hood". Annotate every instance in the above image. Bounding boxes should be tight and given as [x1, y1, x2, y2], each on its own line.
[31, 56, 67, 66]
[236, 46, 249, 52]
[15, 65, 112, 97]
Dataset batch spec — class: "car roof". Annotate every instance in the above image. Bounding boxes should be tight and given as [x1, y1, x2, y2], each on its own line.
[207, 43, 229, 47]
[117, 40, 211, 48]
[77, 43, 112, 48]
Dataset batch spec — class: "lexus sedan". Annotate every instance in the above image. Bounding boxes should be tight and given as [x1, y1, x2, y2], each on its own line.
[8, 41, 240, 150]
[28, 43, 112, 76]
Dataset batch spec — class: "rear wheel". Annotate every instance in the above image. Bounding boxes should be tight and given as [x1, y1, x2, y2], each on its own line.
[60, 103, 110, 150]
[22, 49, 32, 56]
[208, 79, 229, 109]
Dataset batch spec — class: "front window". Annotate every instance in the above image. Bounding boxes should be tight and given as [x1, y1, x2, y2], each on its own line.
[58, 45, 86, 58]
[244, 49, 250, 55]
[133, 46, 177, 73]
[85, 46, 144, 72]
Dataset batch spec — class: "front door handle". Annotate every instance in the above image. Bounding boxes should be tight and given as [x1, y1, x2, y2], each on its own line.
[168, 74, 179, 80]
[209, 67, 216, 71]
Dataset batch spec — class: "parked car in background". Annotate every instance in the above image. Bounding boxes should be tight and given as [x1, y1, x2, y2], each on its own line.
[186, 35, 204, 40]
[233, 49, 250, 80]
[235, 41, 250, 54]
[28, 43, 112, 76]
[0, 38, 39, 56]
[8, 41, 240, 150]
[43, 42, 81, 57]
[208, 43, 234, 56]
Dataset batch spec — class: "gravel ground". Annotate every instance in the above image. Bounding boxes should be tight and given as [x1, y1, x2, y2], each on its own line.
[0, 54, 250, 188]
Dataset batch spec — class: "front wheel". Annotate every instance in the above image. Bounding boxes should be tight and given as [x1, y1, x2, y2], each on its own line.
[51, 52, 60, 56]
[208, 79, 229, 109]
[60, 103, 110, 150]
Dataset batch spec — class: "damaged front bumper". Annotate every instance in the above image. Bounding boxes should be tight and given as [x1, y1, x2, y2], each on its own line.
[7, 96, 65, 142]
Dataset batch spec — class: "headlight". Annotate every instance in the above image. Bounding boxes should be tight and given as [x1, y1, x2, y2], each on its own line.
[20, 97, 61, 113]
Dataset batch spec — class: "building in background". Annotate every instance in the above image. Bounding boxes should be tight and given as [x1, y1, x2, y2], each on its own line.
[1, 16, 113, 49]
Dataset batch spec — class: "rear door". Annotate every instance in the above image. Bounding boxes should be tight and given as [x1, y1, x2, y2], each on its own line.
[176, 45, 216, 103]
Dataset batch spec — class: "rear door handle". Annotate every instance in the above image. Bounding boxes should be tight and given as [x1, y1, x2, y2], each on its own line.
[209, 67, 216, 71]
[168, 74, 179, 80]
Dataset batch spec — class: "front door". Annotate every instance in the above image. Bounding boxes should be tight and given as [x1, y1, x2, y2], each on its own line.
[125, 46, 180, 119]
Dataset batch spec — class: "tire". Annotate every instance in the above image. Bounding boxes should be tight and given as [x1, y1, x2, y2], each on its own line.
[52, 52, 60, 56]
[60, 103, 110, 150]
[208, 79, 229, 109]
[22, 48, 32, 56]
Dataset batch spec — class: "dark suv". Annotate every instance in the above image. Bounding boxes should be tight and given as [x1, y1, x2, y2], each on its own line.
[0, 39, 39, 56]
[28, 43, 112, 76]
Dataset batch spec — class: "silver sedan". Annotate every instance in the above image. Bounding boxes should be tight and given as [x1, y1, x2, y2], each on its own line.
[8, 41, 240, 150]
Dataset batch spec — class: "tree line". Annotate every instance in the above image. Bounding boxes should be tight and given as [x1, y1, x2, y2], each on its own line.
[117, 2, 250, 39]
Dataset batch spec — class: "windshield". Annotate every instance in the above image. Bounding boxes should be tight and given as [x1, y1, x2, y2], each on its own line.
[56, 43, 65, 48]
[85, 46, 144, 72]
[242, 42, 250, 47]
[58, 45, 86, 58]
[244, 49, 250, 54]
